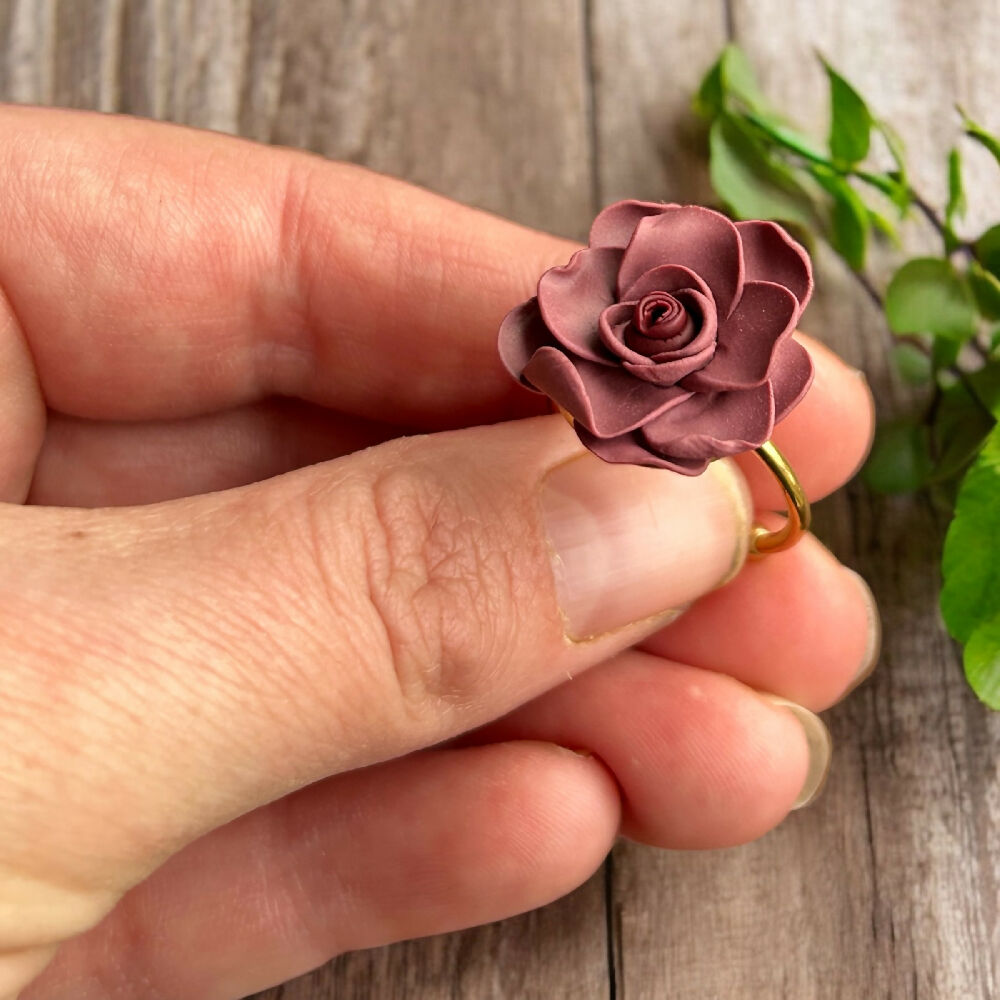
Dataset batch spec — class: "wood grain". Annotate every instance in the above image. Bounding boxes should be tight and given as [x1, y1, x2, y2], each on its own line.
[1, 0, 998, 997]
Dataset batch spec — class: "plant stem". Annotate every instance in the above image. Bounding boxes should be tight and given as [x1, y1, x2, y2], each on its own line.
[926, 382, 944, 461]
[969, 338, 990, 362]
[910, 190, 949, 241]
[895, 334, 933, 357]
[851, 268, 884, 309]
[903, 189, 976, 261]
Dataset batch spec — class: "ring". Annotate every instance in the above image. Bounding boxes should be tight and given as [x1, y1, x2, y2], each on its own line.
[749, 441, 810, 556]
[499, 200, 817, 556]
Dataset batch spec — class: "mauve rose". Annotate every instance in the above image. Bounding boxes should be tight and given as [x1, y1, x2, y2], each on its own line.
[498, 200, 815, 475]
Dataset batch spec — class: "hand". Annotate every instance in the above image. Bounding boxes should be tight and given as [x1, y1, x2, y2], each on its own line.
[0, 107, 877, 1000]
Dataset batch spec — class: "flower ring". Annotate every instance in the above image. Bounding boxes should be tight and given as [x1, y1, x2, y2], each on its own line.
[498, 200, 814, 554]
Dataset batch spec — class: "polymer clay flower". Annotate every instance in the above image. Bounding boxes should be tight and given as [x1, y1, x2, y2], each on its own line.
[498, 201, 815, 475]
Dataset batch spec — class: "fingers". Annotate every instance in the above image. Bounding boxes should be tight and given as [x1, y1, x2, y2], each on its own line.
[1, 415, 750, 955]
[16, 742, 620, 1000]
[25, 335, 873, 511]
[0, 109, 870, 480]
[28, 399, 402, 506]
[469, 649, 828, 849]
[644, 532, 880, 711]
[0, 105, 572, 427]
[0, 107, 871, 504]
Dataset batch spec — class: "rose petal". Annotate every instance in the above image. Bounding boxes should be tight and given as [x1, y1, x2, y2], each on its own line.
[623, 351, 716, 386]
[589, 200, 674, 249]
[681, 280, 798, 392]
[646, 288, 717, 359]
[736, 220, 813, 308]
[641, 383, 775, 460]
[771, 338, 815, 423]
[575, 424, 710, 475]
[497, 297, 557, 384]
[626, 292, 718, 385]
[597, 293, 718, 385]
[522, 346, 692, 437]
[617, 206, 745, 318]
[597, 302, 645, 363]
[620, 263, 713, 303]
[536, 246, 624, 364]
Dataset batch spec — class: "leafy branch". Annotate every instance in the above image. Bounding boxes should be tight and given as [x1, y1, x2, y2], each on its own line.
[693, 46, 1000, 708]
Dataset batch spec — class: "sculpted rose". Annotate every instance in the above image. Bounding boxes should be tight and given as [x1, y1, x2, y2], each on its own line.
[498, 201, 815, 474]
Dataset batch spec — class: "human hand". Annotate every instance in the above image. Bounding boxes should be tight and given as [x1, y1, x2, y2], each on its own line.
[0, 107, 877, 999]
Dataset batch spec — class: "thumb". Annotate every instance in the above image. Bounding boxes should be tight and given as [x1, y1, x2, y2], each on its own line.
[1, 415, 749, 948]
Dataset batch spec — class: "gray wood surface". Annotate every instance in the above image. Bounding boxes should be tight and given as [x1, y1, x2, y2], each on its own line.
[3, 1, 999, 997]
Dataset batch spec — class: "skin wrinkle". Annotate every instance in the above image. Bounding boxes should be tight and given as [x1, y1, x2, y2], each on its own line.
[0, 537, 184, 848]
[366, 459, 500, 720]
[269, 157, 330, 398]
[181, 475, 401, 776]
[281, 476, 401, 760]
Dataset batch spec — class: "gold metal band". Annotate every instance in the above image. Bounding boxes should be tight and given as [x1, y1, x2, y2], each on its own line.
[749, 440, 810, 555]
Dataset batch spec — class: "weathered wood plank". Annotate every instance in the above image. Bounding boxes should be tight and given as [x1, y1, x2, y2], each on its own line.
[607, 3, 1000, 998]
[588, 0, 728, 208]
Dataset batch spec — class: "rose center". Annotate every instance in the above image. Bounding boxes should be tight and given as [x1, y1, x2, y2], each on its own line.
[626, 292, 697, 356]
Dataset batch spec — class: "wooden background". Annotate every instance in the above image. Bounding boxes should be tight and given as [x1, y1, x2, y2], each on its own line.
[3, 1, 1000, 997]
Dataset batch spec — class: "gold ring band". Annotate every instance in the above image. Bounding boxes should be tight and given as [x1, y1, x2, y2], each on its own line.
[749, 440, 810, 556]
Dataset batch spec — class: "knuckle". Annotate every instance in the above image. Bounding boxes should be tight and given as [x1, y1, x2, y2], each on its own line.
[351, 449, 524, 718]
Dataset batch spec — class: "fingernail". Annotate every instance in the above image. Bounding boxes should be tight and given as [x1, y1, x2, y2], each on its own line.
[541, 453, 751, 639]
[759, 695, 832, 810]
[844, 569, 881, 693]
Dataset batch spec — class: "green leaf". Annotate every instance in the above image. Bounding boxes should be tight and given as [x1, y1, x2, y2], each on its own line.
[967, 360, 1000, 414]
[719, 46, 767, 112]
[822, 58, 873, 165]
[743, 110, 829, 164]
[868, 121, 911, 211]
[959, 108, 1000, 169]
[932, 335, 961, 371]
[969, 261, 1000, 320]
[810, 168, 869, 269]
[930, 377, 996, 482]
[885, 258, 977, 341]
[853, 168, 910, 211]
[708, 115, 814, 226]
[878, 119, 907, 175]
[694, 45, 767, 119]
[694, 54, 725, 119]
[946, 147, 966, 229]
[975, 224, 1000, 278]
[964, 613, 1000, 709]
[868, 206, 900, 246]
[862, 419, 933, 493]
[891, 343, 932, 383]
[941, 423, 1000, 643]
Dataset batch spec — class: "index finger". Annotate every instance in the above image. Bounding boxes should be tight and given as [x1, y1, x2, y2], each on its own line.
[0, 105, 573, 427]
